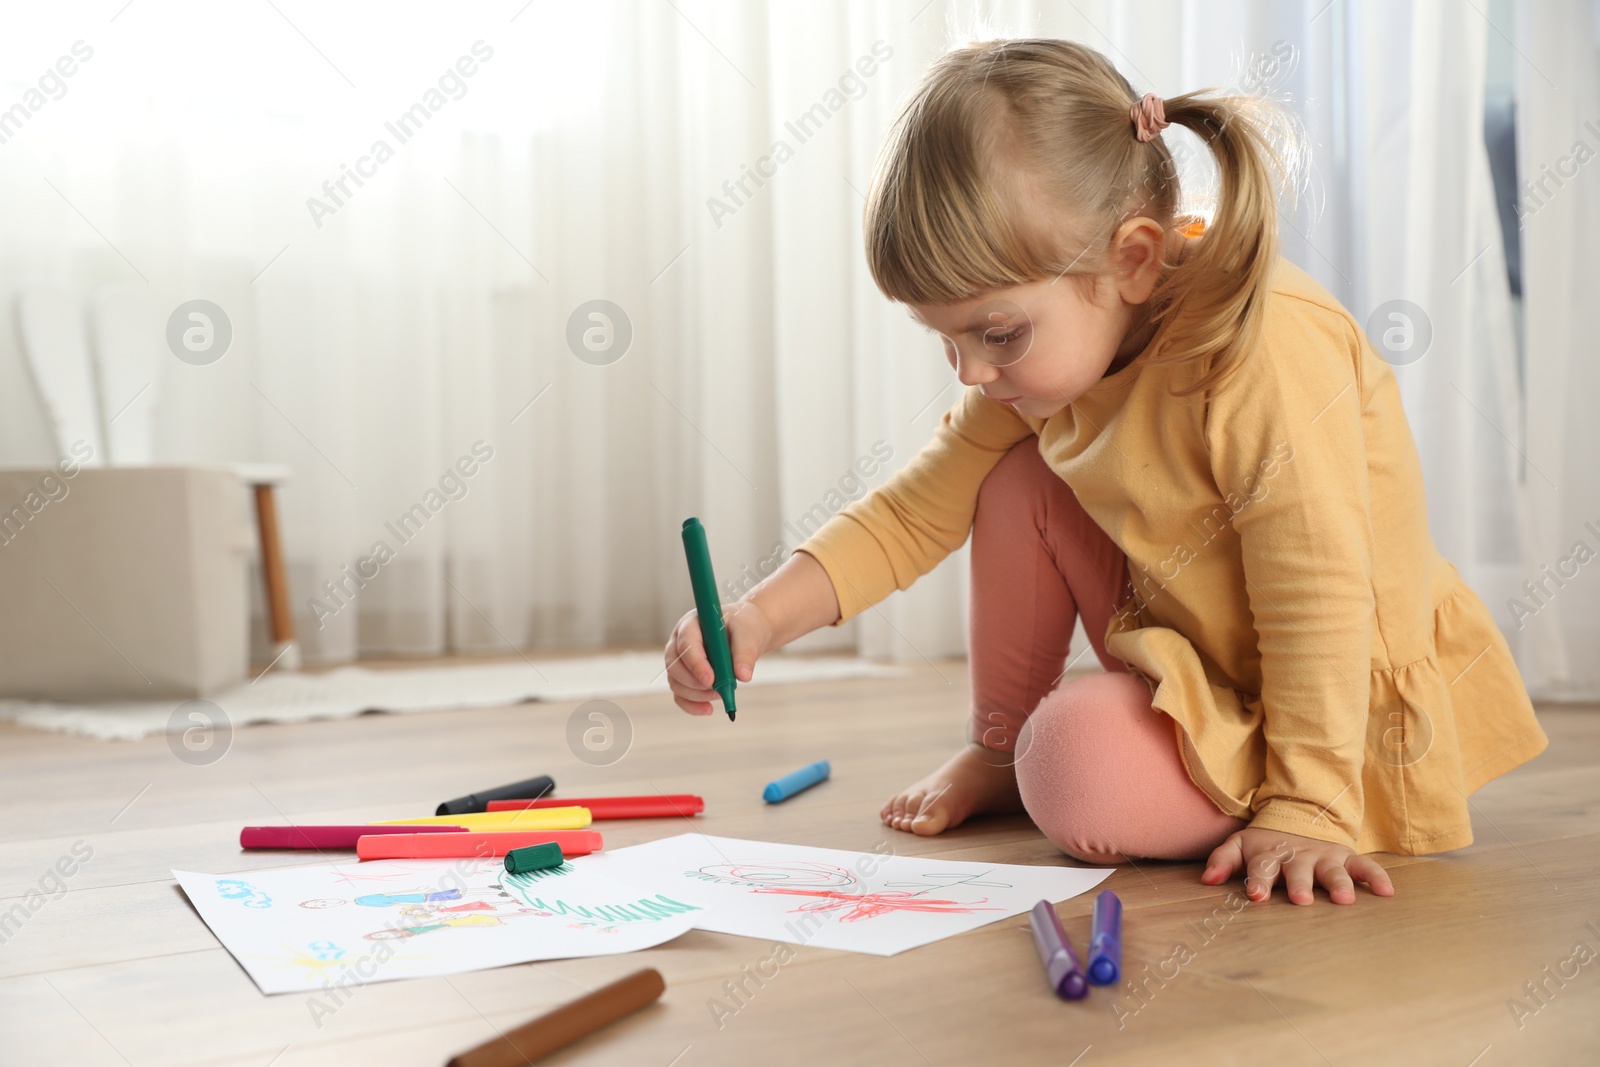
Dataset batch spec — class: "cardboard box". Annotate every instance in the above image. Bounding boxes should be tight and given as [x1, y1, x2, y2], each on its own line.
[0, 465, 253, 701]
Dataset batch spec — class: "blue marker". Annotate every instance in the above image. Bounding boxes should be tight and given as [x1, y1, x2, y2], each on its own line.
[1088, 889, 1122, 984]
[763, 759, 830, 803]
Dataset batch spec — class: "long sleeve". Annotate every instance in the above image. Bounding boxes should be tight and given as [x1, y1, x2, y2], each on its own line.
[796, 385, 1035, 626]
[1204, 296, 1377, 848]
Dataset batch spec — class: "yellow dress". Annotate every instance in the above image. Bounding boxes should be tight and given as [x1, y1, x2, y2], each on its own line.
[795, 257, 1547, 855]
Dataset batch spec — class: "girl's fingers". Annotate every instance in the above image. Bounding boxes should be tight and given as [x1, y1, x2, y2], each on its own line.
[670, 681, 720, 708]
[1201, 834, 1245, 885]
[1282, 854, 1318, 905]
[664, 652, 717, 700]
[664, 630, 719, 716]
[1244, 845, 1285, 902]
[665, 623, 715, 690]
[671, 615, 715, 688]
[673, 695, 713, 716]
[1315, 857, 1357, 905]
[1346, 854, 1396, 896]
[666, 661, 718, 701]
[723, 602, 760, 683]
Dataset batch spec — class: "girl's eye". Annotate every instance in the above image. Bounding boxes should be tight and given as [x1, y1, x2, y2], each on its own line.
[984, 326, 1025, 347]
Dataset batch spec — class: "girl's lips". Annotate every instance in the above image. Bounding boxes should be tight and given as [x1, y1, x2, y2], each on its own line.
[986, 393, 1022, 403]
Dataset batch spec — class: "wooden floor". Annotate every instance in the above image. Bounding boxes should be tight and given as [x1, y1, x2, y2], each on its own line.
[3, 655, 1598, 1066]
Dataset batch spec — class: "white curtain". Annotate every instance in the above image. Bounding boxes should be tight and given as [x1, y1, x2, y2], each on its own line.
[1514, 0, 1600, 700]
[1, 1, 1589, 696]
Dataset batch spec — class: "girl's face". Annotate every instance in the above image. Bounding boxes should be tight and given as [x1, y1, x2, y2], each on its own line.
[908, 275, 1136, 420]
[907, 220, 1177, 420]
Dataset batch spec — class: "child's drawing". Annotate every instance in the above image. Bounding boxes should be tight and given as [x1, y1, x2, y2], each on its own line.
[175, 859, 697, 995]
[584, 834, 1113, 958]
[693, 861, 858, 889]
[298, 886, 511, 909]
[214, 878, 272, 908]
[175, 836, 1111, 990]
[689, 861, 1003, 921]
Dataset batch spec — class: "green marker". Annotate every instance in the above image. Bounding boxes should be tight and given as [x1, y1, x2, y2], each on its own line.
[504, 841, 564, 875]
[680, 516, 737, 721]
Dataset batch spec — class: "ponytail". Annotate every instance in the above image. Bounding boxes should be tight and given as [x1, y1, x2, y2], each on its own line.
[1137, 92, 1297, 398]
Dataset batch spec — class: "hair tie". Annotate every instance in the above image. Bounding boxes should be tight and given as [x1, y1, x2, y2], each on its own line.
[1130, 93, 1169, 142]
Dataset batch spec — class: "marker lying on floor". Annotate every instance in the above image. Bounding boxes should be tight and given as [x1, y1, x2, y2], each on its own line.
[763, 759, 830, 803]
[1088, 889, 1122, 985]
[373, 807, 592, 830]
[240, 825, 468, 850]
[436, 774, 556, 817]
[487, 794, 704, 819]
[356, 830, 602, 861]
[1029, 899, 1088, 1000]
[446, 967, 666, 1067]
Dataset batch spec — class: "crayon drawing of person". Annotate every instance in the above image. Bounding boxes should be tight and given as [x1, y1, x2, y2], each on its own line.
[364, 912, 506, 941]
[354, 888, 464, 908]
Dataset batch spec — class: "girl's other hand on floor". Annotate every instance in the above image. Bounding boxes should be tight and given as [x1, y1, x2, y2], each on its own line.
[1201, 826, 1396, 905]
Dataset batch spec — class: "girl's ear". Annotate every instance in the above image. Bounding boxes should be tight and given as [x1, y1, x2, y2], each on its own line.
[1111, 217, 1167, 305]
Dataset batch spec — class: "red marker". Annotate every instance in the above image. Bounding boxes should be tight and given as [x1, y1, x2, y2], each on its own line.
[240, 825, 468, 850]
[355, 830, 602, 861]
[486, 795, 704, 819]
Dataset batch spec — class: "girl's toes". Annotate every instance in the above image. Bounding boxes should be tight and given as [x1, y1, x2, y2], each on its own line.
[885, 793, 912, 829]
[910, 798, 951, 836]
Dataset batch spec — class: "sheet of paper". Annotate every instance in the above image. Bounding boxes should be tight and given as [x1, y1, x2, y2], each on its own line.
[173, 855, 698, 995]
[584, 834, 1113, 957]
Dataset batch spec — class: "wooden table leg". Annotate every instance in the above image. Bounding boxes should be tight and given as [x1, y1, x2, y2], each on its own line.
[252, 483, 299, 670]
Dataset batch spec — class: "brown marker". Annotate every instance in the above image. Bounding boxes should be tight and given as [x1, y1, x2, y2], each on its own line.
[446, 967, 666, 1067]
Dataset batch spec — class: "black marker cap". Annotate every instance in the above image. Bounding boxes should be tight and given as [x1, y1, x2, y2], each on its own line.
[435, 774, 556, 816]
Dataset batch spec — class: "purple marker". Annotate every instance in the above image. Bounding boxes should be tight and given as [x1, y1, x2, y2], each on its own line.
[1088, 889, 1122, 984]
[1028, 899, 1088, 1000]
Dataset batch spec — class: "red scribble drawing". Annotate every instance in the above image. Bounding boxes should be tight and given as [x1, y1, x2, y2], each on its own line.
[751, 886, 1003, 921]
[694, 862, 857, 889]
[691, 862, 1009, 922]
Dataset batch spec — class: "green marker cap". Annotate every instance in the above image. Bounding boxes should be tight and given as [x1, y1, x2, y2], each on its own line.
[504, 841, 565, 875]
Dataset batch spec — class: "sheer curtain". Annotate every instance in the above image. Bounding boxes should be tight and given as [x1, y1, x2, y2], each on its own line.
[1514, 0, 1600, 700]
[0, 1, 1588, 697]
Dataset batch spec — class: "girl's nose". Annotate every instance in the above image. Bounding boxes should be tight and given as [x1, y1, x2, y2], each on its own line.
[949, 345, 999, 387]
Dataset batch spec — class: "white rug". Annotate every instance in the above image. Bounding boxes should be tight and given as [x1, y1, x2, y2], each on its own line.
[0, 653, 909, 741]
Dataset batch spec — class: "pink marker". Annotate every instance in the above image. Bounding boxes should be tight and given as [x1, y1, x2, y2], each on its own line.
[240, 825, 468, 850]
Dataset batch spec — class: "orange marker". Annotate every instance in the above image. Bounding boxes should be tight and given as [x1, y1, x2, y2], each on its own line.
[356, 830, 602, 861]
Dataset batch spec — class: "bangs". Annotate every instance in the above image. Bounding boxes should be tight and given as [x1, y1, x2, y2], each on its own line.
[863, 83, 1079, 306]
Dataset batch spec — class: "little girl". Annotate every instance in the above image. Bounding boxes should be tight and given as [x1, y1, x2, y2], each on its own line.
[664, 38, 1548, 906]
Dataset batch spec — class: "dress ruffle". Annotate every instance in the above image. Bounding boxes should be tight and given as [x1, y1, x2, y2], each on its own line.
[1103, 567, 1547, 855]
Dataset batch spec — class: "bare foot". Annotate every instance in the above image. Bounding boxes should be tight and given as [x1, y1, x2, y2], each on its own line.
[881, 743, 1024, 836]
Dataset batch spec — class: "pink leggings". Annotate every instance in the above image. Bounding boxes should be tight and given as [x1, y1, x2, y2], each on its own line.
[969, 440, 1247, 864]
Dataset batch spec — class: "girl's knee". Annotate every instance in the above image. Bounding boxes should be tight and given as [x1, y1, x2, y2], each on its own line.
[1014, 673, 1154, 862]
[1015, 672, 1153, 765]
[1014, 671, 1240, 863]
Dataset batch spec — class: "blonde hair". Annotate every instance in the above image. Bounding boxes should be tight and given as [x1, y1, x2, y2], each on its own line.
[864, 38, 1301, 398]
